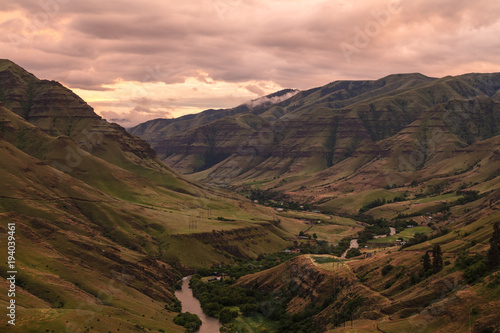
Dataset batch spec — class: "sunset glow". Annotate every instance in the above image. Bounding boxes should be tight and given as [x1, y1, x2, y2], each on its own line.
[2, 0, 500, 126]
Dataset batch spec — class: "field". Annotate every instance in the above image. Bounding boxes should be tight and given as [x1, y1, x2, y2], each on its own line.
[312, 255, 340, 264]
[277, 211, 364, 244]
[368, 226, 432, 244]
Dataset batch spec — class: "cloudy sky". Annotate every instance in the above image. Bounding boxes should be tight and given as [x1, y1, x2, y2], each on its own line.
[1, 0, 500, 127]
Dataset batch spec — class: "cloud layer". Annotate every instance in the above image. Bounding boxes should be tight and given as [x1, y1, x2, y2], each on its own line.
[1, 0, 500, 126]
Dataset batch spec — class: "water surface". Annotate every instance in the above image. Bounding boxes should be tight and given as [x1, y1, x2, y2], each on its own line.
[174, 276, 222, 333]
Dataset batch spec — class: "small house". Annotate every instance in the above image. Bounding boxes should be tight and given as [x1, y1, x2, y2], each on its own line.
[208, 277, 220, 282]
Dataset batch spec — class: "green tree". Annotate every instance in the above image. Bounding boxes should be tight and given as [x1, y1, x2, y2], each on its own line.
[487, 222, 500, 270]
[240, 303, 258, 316]
[218, 307, 238, 323]
[203, 302, 223, 317]
[422, 251, 432, 272]
[173, 312, 202, 333]
[432, 245, 443, 273]
[381, 264, 394, 276]
[346, 248, 361, 259]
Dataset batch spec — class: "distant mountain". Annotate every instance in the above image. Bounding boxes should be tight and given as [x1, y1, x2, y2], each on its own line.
[130, 72, 500, 187]
[130, 73, 436, 175]
[130, 88, 299, 140]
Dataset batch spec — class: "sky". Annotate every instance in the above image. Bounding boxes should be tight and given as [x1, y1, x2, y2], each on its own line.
[1, 0, 500, 128]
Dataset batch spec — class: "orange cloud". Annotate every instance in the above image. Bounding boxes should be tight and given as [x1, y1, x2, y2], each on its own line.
[1, 0, 499, 126]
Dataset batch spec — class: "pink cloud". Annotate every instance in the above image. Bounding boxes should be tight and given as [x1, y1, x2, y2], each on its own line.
[1, 0, 499, 126]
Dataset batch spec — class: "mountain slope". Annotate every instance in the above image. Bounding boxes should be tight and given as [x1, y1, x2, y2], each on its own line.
[0, 136, 185, 331]
[0, 59, 168, 175]
[127, 71, 500, 332]
[0, 60, 301, 331]
[2, 60, 499, 332]
[130, 72, 500, 188]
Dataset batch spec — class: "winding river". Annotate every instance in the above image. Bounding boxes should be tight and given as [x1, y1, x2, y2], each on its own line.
[341, 238, 359, 259]
[174, 276, 222, 333]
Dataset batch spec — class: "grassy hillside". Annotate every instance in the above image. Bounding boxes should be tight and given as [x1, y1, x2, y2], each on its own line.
[0, 61, 308, 331]
[123, 71, 500, 332]
[1, 60, 499, 332]
[0, 59, 170, 176]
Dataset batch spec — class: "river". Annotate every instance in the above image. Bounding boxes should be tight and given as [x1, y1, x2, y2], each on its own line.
[174, 276, 222, 333]
[373, 227, 397, 239]
[341, 239, 359, 259]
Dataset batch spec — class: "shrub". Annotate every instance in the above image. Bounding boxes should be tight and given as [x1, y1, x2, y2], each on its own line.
[165, 298, 182, 312]
[381, 264, 394, 276]
[463, 261, 488, 283]
[174, 281, 183, 290]
[456, 253, 488, 283]
[359, 198, 386, 213]
[346, 248, 362, 259]
[487, 273, 500, 288]
[218, 308, 238, 323]
[203, 302, 223, 316]
[240, 303, 258, 316]
[173, 312, 202, 333]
